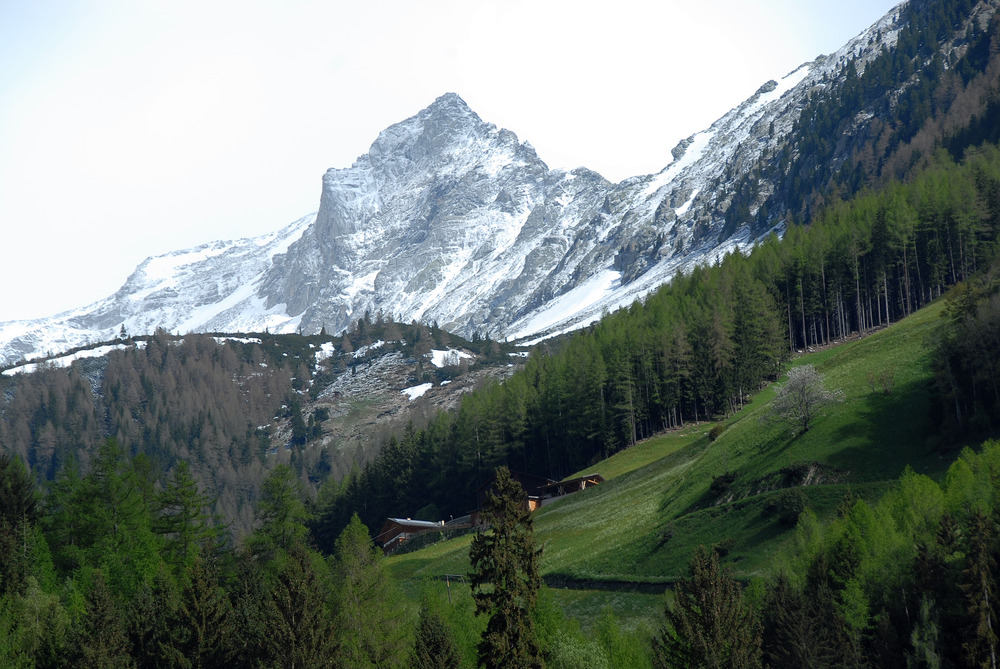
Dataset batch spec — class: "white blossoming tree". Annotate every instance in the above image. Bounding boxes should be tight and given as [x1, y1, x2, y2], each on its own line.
[767, 364, 843, 434]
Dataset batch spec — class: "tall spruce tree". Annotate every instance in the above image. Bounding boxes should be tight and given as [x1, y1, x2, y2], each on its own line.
[468, 466, 543, 669]
[245, 464, 310, 568]
[263, 542, 337, 669]
[72, 570, 134, 669]
[411, 603, 461, 669]
[127, 566, 180, 669]
[154, 461, 222, 576]
[652, 545, 761, 669]
[226, 556, 272, 666]
[162, 551, 233, 669]
[332, 513, 409, 668]
[961, 510, 998, 669]
[0, 452, 39, 596]
[761, 571, 843, 668]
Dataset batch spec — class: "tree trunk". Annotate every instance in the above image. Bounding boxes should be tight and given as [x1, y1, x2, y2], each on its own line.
[884, 272, 891, 326]
[799, 280, 807, 349]
[787, 285, 794, 352]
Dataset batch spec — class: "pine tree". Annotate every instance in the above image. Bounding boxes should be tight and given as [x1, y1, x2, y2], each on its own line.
[263, 543, 337, 669]
[0, 452, 39, 596]
[411, 603, 461, 669]
[761, 572, 842, 668]
[72, 570, 134, 669]
[127, 565, 179, 669]
[332, 513, 409, 668]
[245, 464, 310, 567]
[154, 461, 222, 576]
[652, 545, 761, 669]
[961, 510, 998, 669]
[226, 556, 271, 667]
[163, 552, 233, 669]
[468, 466, 543, 669]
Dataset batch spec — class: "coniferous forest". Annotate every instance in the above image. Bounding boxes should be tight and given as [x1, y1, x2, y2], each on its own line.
[0, 442, 414, 667]
[4, 0, 1000, 665]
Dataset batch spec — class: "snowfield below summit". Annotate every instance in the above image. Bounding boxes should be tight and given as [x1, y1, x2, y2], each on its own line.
[429, 349, 473, 368]
[401, 383, 433, 400]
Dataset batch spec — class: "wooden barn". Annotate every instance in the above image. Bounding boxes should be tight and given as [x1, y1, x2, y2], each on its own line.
[536, 473, 604, 500]
[474, 470, 556, 509]
[375, 518, 444, 554]
[470, 470, 604, 524]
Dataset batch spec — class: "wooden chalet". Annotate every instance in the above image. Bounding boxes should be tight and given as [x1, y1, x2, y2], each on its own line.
[535, 473, 604, 500]
[474, 470, 556, 509]
[470, 471, 555, 524]
[470, 470, 604, 524]
[375, 517, 444, 554]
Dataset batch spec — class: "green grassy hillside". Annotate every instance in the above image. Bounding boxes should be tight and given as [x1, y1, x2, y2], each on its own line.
[388, 300, 955, 629]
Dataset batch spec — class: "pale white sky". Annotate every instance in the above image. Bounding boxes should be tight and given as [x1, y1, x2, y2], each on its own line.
[0, 0, 901, 321]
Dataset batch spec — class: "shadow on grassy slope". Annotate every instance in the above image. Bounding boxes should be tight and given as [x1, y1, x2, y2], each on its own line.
[827, 378, 938, 480]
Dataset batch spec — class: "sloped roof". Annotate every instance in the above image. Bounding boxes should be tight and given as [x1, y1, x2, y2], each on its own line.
[385, 518, 442, 529]
[536, 473, 604, 491]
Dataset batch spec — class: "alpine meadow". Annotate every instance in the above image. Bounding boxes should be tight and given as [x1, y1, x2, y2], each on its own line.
[4, 0, 1000, 666]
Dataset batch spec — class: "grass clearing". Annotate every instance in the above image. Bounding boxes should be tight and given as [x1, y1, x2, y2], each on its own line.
[567, 423, 712, 482]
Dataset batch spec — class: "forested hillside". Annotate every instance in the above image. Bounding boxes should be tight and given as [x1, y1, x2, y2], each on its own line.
[314, 143, 1000, 545]
[0, 322, 515, 536]
[728, 0, 1000, 231]
[0, 332, 298, 533]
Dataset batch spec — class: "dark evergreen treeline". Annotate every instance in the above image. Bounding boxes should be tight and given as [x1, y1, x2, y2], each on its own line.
[768, 145, 1000, 351]
[932, 257, 1000, 435]
[315, 143, 1000, 544]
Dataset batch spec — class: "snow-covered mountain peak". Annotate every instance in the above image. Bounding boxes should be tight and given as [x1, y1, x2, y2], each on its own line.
[0, 2, 919, 368]
[365, 92, 519, 174]
[258, 91, 588, 334]
[421, 91, 480, 125]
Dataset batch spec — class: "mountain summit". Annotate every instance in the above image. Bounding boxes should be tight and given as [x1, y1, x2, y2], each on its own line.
[258, 91, 613, 338]
[0, 3, 910, 367]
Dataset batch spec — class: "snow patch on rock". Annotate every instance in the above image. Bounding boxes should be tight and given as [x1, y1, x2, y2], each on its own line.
[429, 349, 473, 368]
[401, 383, 433, 400]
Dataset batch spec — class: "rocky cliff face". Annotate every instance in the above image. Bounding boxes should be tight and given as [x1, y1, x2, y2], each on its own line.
[0, 3, 909, 367]
[257, 92, 614, 337]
